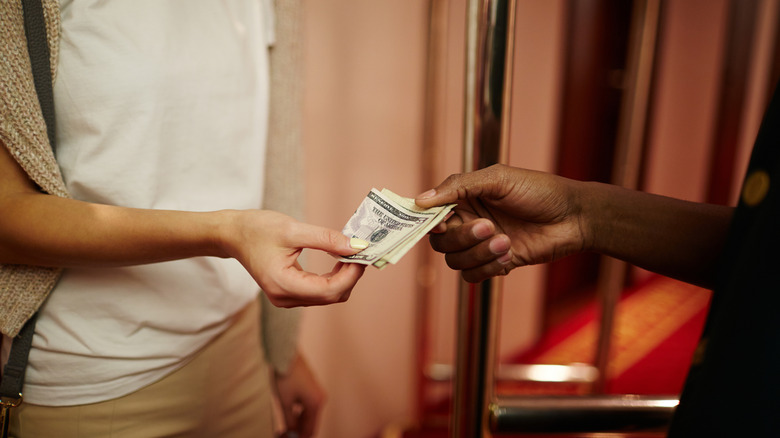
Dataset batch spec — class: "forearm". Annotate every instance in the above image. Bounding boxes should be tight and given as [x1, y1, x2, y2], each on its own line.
[0, 137, 365, 306]
[580, 181, 734, 289]
[0, 191, 232, 268]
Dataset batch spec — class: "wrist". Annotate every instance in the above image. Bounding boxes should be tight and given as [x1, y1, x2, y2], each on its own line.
[573, 180, 606, 254]
[212, 209, 243, 259]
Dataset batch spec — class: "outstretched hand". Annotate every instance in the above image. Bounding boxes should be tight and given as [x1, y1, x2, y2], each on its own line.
[223, 210, 367, 307]
[415, 164, 587, 283]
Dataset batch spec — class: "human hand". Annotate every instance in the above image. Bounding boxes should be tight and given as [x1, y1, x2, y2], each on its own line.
[415, 164, 586, 283]
[222, 210, 367, 307]
[272, 353, 326, 438]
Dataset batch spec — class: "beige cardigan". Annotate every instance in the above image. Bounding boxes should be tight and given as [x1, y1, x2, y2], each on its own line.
[0, 0, 303, 372]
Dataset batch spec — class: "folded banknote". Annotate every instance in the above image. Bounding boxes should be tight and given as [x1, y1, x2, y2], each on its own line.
[340, 188, 455, 269]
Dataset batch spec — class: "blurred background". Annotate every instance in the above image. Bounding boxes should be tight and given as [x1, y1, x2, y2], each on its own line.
[294, 0, 779, 437]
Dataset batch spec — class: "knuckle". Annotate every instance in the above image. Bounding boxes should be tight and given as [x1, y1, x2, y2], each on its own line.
[443, 173, 462, 186]
[266, 293, 286, 308]
[327, 230, 343, 248]
[321, 289, 344, 305]
[444, 254, 460, 270]
[429, 235, 446, 253]
[461, 271, 482, 283]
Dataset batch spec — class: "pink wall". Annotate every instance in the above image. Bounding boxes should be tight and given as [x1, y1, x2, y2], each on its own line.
[298, 1, 565, 436]
[733, 0, 780, 203]
[643, 0, 729, 203]
[644, 0, 776, 204]
[300, 1, 429, 437]
[296, 1, 776, 437]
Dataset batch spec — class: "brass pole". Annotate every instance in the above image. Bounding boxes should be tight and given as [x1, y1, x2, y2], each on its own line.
[452, 0, 515, 436]
[416, 0, 450, 424]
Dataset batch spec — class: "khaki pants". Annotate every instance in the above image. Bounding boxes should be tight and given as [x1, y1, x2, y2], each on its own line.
[10, 299, 274, 438]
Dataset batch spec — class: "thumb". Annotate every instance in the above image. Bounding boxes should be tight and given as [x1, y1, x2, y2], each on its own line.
[414, 176, 464, 209]
[292, 224, 369, 256]
[416, 164, 511, 209]
[415, 171, 486, 208]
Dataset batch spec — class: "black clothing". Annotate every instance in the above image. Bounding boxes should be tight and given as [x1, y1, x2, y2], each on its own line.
[668, 84, 780, 436]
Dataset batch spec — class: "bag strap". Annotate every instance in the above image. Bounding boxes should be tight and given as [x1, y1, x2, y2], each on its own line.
[21, 0, 57, 150]
[0, 314, 38, 403]
[0, 315, 38, 437]
[1, 0, 56, 435]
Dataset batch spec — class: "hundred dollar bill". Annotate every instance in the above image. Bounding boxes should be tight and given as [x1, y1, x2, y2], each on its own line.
[340, 188, 455, 269]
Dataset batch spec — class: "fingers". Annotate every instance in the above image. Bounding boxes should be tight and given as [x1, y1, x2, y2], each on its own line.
[429, 217, 494, 253]
[459, 255, 514, 283]
[260, 223, 368, 307]
[442, 234, 511, 270]
[437, 232, 515, 284]
[427, 214, 517, 283]
[429, 210, 456, 234]
[280, 401, 299, 436]
[265, 262, 366, 308]
[280, 395, 321, 438]
[297, 393, 322, 438]
[429, 215, 510, 269]
[274, 355, 325, 438]
[438, 234, 515, 284]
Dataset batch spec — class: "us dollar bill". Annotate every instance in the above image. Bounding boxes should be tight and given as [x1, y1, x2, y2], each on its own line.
[340, 188, 455, 269]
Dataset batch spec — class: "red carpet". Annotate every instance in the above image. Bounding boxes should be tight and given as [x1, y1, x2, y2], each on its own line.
[385, 276, 712, 437]
[507, 275, 711, 395]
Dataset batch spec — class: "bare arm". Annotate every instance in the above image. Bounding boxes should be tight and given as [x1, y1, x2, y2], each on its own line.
[0, 142, 226, 267]
[580, 180, 732, 288]
[416, 164, 733, 289]
[0, 143, 366, 306]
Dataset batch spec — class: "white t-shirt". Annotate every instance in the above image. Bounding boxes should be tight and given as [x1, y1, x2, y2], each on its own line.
[21, 0, 275, 406]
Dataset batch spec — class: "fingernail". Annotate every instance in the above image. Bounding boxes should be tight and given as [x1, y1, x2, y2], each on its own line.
[497, 252, 513, 264]
[472, 222, 493, 240]
[350, 238, 370, 250]
[417, 189, 436, 199]
[488, 236, 510, 255]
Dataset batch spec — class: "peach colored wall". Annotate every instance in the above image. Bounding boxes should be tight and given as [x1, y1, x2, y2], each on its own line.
[644, 0, 777, 204]
[299, 1, 429, 437]
[296, 1, 775, 437]
[298, 1, 563, 436]
[732, 0, 780, 203]
[643, 0, 729, 202]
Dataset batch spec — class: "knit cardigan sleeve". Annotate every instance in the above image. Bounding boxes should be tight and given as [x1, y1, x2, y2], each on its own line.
[260, 0, 306, 374]
[0, 0, 66, 338]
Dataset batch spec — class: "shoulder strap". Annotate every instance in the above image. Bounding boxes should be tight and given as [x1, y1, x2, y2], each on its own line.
[0, 313, 38, 436]
[21, 0, 57, 151]
[0, 314, 38, 402]
[1, 0, 56, 422]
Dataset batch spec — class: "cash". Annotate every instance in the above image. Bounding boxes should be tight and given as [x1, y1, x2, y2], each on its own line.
[340, 188, 455, 269]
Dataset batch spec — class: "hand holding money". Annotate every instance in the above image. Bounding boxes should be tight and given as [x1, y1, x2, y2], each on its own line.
[339, 188, 455, 269]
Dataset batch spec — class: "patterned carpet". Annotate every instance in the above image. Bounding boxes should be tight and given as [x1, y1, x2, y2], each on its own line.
[507, 275, 712, 395]
[386, 276, 712, 437]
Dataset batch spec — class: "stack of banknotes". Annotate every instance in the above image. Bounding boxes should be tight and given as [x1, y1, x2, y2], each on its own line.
[340, 188, 455, 269]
